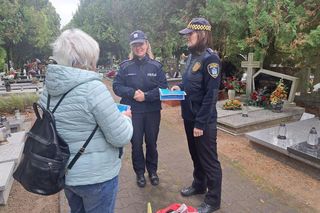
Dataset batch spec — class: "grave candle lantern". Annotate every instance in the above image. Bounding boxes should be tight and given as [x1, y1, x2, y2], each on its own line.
[15, 109, 21, 120]
[242, 103, 249, 117]
[277, 122, 287, 140]
[0, 122, 8, 142]
[307, 127, 318, 147]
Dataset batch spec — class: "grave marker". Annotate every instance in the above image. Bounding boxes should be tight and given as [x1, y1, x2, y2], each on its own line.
[241, 53, 260, 95]
[253, 69, 299, 103]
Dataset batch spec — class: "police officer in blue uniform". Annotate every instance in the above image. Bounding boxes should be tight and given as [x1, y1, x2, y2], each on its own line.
[113, 30, 168, 188]
[172, 18, 222, 213]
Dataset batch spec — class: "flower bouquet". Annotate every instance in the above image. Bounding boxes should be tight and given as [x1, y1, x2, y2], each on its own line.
[223, 76, 246, 94]
[270, 79, 287, 112]
[270, 79, 287, 105]
[249, 88, 269, 107]
[223, 99, 242, 110]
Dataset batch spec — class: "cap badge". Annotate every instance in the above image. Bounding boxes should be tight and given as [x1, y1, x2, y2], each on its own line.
[133, 33, 138, 38]
[192, 62, 202, 72]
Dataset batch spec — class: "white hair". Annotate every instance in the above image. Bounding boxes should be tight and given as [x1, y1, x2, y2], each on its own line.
[51, 28, 100, 70]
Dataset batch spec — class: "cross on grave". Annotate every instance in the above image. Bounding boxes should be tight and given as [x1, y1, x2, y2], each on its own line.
[241, 53, 260, 96]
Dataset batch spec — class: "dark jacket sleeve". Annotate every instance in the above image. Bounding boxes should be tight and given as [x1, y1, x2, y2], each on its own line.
[194, 54, 221, 130]
[113, 65, 135, 99]
[144, 64, 168, 102]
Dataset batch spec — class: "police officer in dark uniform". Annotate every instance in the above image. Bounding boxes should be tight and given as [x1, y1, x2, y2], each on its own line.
[113, 30, 168, 188]
[172, 18, 222, 213]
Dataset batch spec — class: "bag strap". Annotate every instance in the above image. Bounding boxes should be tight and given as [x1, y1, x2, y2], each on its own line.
[45, 84, 99, 172]
[66, 124, 99, 171]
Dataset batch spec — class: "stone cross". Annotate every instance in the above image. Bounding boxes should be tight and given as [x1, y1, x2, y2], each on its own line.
[241, 53, 260, 95]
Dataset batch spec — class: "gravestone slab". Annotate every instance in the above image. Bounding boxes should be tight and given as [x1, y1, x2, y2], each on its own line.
[253, 69, 299, 103]
[0, 161, 15, 205]
[217, 100, 263, 118]
[0, 161, 14, 191]
[246, 118, 320, 168]
[218, 106, 304, 135]
[0, 131, 25, 165]
[287, 142, 320, 165]
[0, 132, 25, 205]
[0, 88, 43, 95]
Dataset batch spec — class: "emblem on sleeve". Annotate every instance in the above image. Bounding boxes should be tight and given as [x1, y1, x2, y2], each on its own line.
[192, 62, 202, 72]
[207, 63, 219, 78]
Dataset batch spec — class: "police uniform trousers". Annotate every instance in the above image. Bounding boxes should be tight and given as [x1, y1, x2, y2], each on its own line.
[183, 120, 222, 207]
[131, 111, 161, 176]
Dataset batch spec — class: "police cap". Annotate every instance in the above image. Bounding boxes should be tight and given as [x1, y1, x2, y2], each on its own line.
[129, 30, 147, 45]
[179, 17, 212, 35]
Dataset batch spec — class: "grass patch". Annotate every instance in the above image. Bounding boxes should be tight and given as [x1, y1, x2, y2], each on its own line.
[0, 94, 39, 114]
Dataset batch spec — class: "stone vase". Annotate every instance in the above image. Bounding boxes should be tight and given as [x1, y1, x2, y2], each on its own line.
[271, 101, 284, 113]
[228, 89, 236, 100]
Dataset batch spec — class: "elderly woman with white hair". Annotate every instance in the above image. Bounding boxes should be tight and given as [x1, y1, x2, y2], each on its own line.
[39, 28, 133, 213]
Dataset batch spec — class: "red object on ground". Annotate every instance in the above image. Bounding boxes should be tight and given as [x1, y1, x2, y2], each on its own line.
[156, 203, 198, 213]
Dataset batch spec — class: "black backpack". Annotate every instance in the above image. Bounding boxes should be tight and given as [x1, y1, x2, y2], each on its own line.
[13, 88, 98, 195]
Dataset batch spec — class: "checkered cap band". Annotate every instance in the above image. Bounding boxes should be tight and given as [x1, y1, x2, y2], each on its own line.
[187, 23, 211, 31]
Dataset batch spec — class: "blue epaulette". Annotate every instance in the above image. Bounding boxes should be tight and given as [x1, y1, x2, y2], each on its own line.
[204, 48, 220, 61]
[147, 59, 162, 68]
[119, 59, 134, 69]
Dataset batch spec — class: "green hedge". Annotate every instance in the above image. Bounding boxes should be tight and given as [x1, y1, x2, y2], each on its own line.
[0, 94, 39, 114]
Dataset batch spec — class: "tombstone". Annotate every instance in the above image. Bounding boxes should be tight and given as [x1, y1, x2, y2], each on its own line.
[217, 101, 304, 135]
[245, 117, 320, 169]
[253, 69, 299, 103]
[0, 131, 25, 205]
[241, 53, 260, 95]
[0, 161, 15, 204]
[164, 58, 178, 78]
[287, 142, 320, 165]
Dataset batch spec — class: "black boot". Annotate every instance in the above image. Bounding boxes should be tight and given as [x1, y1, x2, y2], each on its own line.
[197, 202, 220, 213]
[136, 174, 146, 188]
[180, 186, 206, 197]
[149, 173, 159, 186]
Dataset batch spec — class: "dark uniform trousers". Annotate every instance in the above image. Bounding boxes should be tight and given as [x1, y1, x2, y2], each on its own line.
[131, 111, 161, 176]
[183, 119, 222, 207]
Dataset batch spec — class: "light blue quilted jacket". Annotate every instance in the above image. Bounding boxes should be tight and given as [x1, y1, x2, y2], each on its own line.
[39, 65, 133, 186]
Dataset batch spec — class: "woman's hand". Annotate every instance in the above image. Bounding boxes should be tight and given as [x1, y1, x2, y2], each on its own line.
[122, 109, 132, 118]
[193, 128, 203, 137]
[171, 85, 181, 91]
[134, 89, 145, 102]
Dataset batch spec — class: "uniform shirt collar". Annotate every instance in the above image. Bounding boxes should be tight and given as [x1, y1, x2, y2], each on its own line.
[133, 55, 149, 64]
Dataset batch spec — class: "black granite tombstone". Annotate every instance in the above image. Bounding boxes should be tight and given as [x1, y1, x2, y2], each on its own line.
[254, 73, 292, 96]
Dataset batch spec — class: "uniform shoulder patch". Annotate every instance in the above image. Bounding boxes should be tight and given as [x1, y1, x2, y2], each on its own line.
[207, 63, 219, 78]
